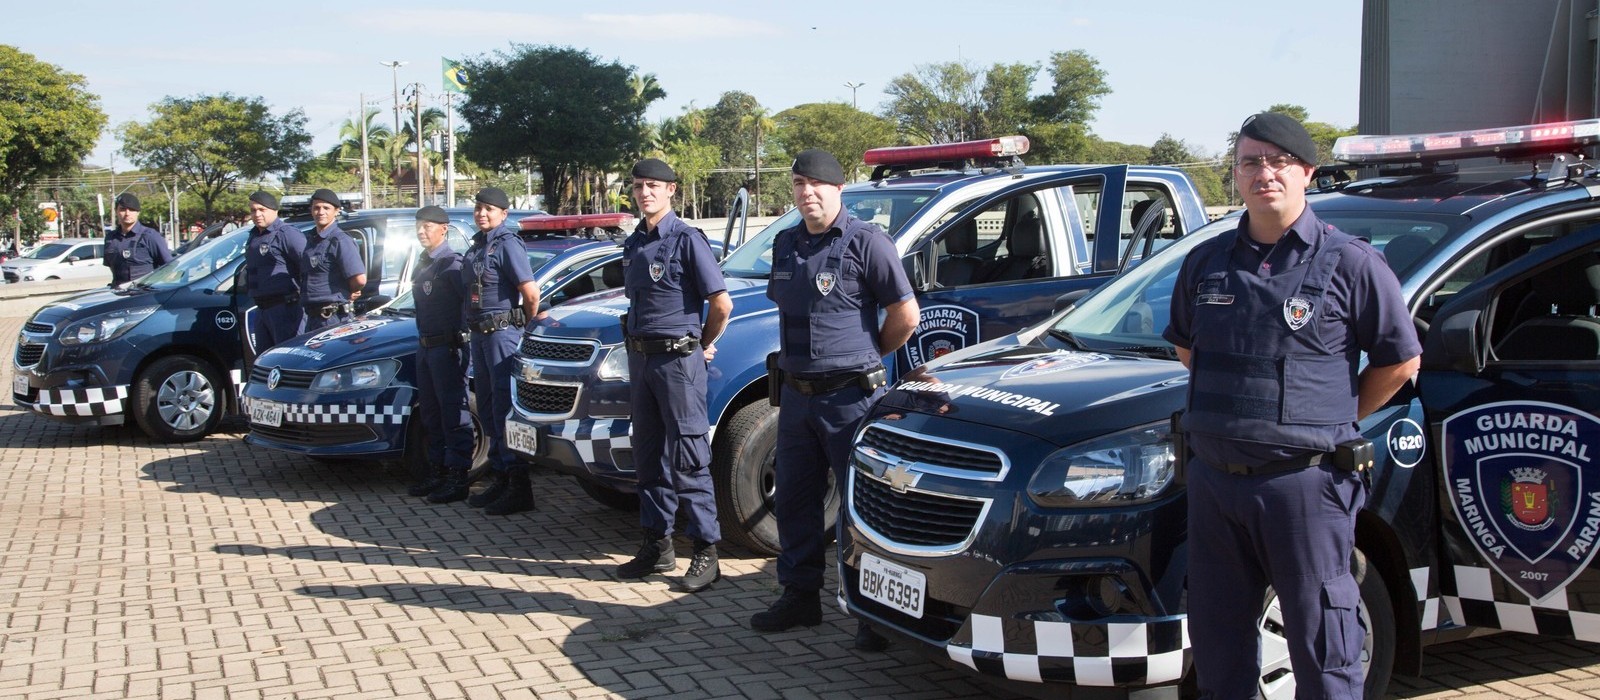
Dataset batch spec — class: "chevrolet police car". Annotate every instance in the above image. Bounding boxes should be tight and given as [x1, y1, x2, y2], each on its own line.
[241, 214, 632, 480]
[505, 136, 1209, 552]
[838, 119, 1600, 699]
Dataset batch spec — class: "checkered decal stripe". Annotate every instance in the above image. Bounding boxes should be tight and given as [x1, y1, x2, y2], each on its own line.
[241, 396, 411, 424]
[1411, 566, 1446, 631]
[230, 369, 245, 398]
[1442, 565, 1600, 641]
[549, 418, 631, 467]
[947, 613, 1188, 687]
[38, 385, 130, 417]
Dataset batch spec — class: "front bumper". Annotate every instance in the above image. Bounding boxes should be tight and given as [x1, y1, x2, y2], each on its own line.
[13, 326, 133, 425]
[505, 349, 636, 490]
[241, 380, 414, 458]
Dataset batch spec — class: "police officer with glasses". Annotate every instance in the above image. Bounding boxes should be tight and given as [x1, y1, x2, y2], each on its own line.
[243, 191, 306, 352]
[104, 192, 172, 288]
[298, 189, 365, 333]
[405, 205, 475, 503]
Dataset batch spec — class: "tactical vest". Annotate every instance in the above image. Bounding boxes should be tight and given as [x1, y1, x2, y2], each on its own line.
[413, 248, 464, 336]
[623, 224, 703, 339]
[769, 223, 880, 375]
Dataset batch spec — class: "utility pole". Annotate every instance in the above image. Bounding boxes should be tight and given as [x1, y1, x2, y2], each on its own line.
[844, 81, 865, 110]
[444, 92, 456, 206]
[379, 60, 407, 138]
[358, 92, 372, 207]
[406, 83, 426, 206]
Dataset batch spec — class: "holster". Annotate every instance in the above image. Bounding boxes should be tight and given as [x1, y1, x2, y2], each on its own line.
[1334, 438, 1375, 472]
[767, 352, 782, 407]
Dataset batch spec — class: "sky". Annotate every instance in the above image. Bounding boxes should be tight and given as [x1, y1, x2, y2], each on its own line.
[4, 0, 1362, 169]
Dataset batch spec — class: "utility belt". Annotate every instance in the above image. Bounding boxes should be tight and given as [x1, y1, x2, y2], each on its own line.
[1210, 438, 1375, 476]
[420, 331, 470, 349]
[470, 308, 527, 334]
[774, 359, 888, 399]
[625, 334, 699, 356]
[256, 293, 299, 310]
[306, 301, 352, 319]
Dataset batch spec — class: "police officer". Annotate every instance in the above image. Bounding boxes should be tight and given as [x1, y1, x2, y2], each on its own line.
[1163, 113, 1422, 698]
[299, 189, 366, 333]
[613, 158, 732, 592]
[461, 187, 540, 516]
[243, 191, 306, 352]
[406, 205, 475, 503]
[750, 150, 919, 647]
[104, 193, 172, 288]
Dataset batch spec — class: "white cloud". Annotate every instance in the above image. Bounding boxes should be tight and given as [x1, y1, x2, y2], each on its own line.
[71, 44, 346, 67]
[354, 10, 780, 40]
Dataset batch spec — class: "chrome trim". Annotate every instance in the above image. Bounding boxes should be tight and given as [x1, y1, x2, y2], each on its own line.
[857, 421, 1011, 482]
[510, 377, 583, 421]
[518, 336, 601, 366]
[847, 469, 992, 557]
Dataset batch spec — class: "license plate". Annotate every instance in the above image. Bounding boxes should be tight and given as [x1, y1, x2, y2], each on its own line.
[249, 398, 284, 427]
[506, 420, 539, 456]
[859, 552, 925, 619]
[12, 374, 28, 396]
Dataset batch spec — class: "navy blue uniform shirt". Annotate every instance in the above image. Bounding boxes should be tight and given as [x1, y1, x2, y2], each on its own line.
[245, 218, 306, 298]
[413, 243, 467, 337]
[300, 223, 365, 304]
[623, 211, 726, 339]
[462, 224, 535, 315]
[104, 222, 172, 285]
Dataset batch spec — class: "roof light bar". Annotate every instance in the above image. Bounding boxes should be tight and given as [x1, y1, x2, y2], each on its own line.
[1333, 118, 1600, 163]
[519, 213, 634, 231]
[863, 136, 1031, 167]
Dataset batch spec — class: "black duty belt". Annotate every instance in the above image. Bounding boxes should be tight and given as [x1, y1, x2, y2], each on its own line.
[626, 335, 699, 355]
[306, 302, 351, 319]
[471, 309, 525, 334]
[420, 331, 468, 349]
[1215, 452, 1327, 477]
[784, 367, 888, 396]
[256, 293, 299, 310]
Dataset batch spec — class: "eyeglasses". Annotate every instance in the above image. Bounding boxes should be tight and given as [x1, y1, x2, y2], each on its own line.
[1234, 153, 1301, 176]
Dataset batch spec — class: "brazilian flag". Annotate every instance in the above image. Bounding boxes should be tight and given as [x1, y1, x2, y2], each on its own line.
[443, 58, 469, 93]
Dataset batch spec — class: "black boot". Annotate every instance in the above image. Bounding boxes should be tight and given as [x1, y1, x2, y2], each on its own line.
[407, 463, 446, 497]
[467, 471, 507, 508]
[616, 531, 675, 578]
[750, 587, 822, 632]
[680, 540, 719, 592]
[854, 621, 890, 652]
[426, 465, 470, 503]
[484, 469, 534, 515]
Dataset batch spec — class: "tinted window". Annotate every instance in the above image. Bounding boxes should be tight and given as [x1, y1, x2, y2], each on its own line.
[721, 190, 935, 278]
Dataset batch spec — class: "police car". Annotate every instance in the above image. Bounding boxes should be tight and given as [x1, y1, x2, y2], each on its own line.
[241, 214, 632, 480]
[505, 137, 1209, 552]
[837, 118, 1600, 699]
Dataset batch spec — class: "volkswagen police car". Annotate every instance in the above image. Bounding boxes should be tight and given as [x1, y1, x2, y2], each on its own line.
[837, 119, 1600, 699]
[505, 136, 1209, 552]
[241, 214, 632, 479]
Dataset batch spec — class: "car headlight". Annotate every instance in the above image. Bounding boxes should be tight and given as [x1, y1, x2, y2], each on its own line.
[1027, 420, 1177, 506]
[58, 306, 160, 345]
[311, 359, 399, 392]
[596, 345, 629, 381]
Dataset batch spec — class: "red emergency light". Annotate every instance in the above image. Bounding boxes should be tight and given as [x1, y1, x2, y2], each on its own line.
[519, 213, 635, 231]
[1333, 118, 1600, 163]
[862, 136, 1031, 167]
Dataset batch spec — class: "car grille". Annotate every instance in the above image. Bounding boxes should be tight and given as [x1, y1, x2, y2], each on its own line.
[514, 379, 579, 416]
[251, 422, 377, 447]
[858, 424, 1006, 477]
[250, 365, 316, 389]
[3, 271, 17, 283]
[15, 342, 44, 367]
[852, 474, 986, 547]
[518, 337, 598, 364]
[23, 321, 53, 334]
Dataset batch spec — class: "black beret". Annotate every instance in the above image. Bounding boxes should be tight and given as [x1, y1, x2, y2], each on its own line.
[791, 149, 846, 186]
[475, 187, 510, 210]
[310, 189, 341, 208]
[631, 158, 677, 183]
[114, 193, 140, 211]
[1238, 112, 1318, 166]
[248, 191, 279, 210]
[415, 205, 450, 224]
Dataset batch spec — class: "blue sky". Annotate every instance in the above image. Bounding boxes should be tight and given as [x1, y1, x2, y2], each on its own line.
[4, 1, 1361, 168]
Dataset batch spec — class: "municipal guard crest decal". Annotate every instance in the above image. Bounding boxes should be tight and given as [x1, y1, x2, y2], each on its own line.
[896, 304, 981, 370]
[310, 253, 325, 269]
[122, 249, 132, 259]
[1000, 350, 1109, 380]
[1441, 400, 1600, 602]
[649, 262, 665, 282]
[815, 272, 837, 296]
[1283, 297, 1313, 330]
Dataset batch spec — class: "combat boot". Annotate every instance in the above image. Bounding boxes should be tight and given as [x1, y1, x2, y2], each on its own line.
[484, 469, 534, 515]
[616, 531, 675, 578]
[467, 471, 508, 508]
[426, 466, 470, 504]
[407, 463, 446, 498]
[854, 621, 890, 652]
[680, 540, 719, 592]
[750, 587, 822, 632]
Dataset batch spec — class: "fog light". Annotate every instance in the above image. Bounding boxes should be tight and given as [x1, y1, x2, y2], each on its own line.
[1088, 576, 1133, 617]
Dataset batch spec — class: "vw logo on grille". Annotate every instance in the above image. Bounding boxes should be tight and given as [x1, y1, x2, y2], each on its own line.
[267, 368, 281, 390]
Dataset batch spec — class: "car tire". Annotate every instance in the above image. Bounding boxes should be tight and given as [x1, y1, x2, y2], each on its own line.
[1257, 547, 1395, 700]
[578, 479, 640, 512]
[712, 399, 839, 557]
[399, 402, 491, 484]
[132, 355, 226, 443]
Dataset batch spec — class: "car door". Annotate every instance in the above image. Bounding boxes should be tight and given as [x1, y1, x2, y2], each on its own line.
[896, 166, 1128, 371]
[1418, 224, 1600, 630]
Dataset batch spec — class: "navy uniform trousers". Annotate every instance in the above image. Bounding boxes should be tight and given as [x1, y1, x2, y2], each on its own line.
[302, 307, 352, 333]
[774, 381, 883, 592]
[1187, 455, 1367, 699]
[471, 326, 521, 474]
[416, 343, 473, 470]
[255, 303, 304, 350]
[629, 347, 719, 543]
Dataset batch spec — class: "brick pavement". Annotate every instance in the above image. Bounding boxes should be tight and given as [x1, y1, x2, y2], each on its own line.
[0, 311, 1598, 699]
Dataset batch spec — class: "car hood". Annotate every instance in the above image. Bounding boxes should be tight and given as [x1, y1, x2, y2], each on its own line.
[254, 313, 419, 370]
[881, 336, 1190, 446]
[26, 286, 172, 325]
[529, 277, 772, 343]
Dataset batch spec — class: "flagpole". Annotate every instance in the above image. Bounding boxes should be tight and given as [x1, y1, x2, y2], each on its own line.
[445, 92, 456, 206]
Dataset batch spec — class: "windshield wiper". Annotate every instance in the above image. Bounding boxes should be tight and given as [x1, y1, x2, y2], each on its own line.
[1048, 328, 1089, 351]
[1102, 344, 1179, 360]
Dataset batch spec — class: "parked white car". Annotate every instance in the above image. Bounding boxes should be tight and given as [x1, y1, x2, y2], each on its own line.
[1, 238, 110, 284]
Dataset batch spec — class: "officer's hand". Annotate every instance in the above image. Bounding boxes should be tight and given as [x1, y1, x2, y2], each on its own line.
[703, 343, 718, 363]
[350, 290, 361, 300]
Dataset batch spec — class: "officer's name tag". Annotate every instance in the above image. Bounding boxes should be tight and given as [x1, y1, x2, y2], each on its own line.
[773, 271, 793, 280]
[1197, 294, 1235, 305]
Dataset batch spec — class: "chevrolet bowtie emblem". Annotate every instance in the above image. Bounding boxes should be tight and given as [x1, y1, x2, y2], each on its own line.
[883, 460, 919, 493]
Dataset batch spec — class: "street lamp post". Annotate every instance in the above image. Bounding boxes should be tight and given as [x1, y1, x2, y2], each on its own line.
[379, 60, 407, 138]
[844, 81, 865, 110]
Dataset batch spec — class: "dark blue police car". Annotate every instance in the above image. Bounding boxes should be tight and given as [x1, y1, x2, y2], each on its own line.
[838, 119, 1600, 699]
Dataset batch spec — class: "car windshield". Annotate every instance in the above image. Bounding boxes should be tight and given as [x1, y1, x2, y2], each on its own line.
[720, 190, 936, 278]
[376, 242, 575, 316]
[23, 243, 73, 260]
[138, 228, 250, 289]
[1052, 211, 1466, 351]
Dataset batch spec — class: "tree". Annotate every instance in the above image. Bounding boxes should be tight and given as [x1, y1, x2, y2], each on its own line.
[0, 46, 107, 244]
[119, 94, 310, 221]
[1149, 133, 1197, 165]
[1031, 50, 1112, 126]
[979, 62, 1038, 136]
[883, 61, 986, 144]
[459, 45, 660, 214]
[772, 103, 897, 182]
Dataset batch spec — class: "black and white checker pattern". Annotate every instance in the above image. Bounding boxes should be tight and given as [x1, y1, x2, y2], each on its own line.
[1442, 564, 1600, 641]
[1410, 566, 1446, 631]
[37, 385, 130, 417]
[946, 613, 1188, 687]
[276, 402, 410, 425]
[548, 418, 631, 468]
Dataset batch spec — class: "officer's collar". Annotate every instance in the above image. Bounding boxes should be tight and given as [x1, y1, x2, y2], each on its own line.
[635, 210, 682, 239]
[1234, 207, 1319, 250]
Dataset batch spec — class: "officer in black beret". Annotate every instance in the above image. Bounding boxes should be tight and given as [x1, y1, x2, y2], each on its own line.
[243, 191, 306, 353]
[407, 205, 475, 502]
[463, 187, 541, 515]
[750, 149, 919, 652]
[104, 192, 173, 288]
[298, 189, 366, 333]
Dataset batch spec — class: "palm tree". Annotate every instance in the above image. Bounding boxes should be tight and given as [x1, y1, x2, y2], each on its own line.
[740, 107, 776, 215]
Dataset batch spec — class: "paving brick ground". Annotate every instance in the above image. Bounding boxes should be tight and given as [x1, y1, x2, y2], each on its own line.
[1, 311, 1599, 699]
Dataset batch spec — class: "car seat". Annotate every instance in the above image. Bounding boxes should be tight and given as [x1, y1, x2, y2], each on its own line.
[1496, 252, 1600, 360]
[1381, 234, 1432, 274]
[980, 212, 1048, 283]
[937, 219, 985, 287]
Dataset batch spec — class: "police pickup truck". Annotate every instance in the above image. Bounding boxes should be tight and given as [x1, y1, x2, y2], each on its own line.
[838, 119, 1600, 699]
[505, 136, 1208, 553]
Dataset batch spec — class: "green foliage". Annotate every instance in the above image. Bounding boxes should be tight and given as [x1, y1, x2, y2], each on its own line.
[118, 94, 310, 221]
[1083, 137, 1151, 165]
[697, 91, 776, 215]
[1032, 50, 1112, 126]
[0, 45, 107, 235]
[772, 103, 898, 184]
[1148, 133, 1197, 165]
[291, 153, 363, 193]
[884, 61, 986, 143]
[1022, 122, 1091, 164]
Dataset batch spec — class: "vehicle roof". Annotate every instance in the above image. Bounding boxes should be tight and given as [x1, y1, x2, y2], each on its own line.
[32, 238, 101, 245]
[521, 235, 617, 253]
[1306, 169, 1592, 218]
[846, 163, 1195, 194]
[344, 207, 546, 219]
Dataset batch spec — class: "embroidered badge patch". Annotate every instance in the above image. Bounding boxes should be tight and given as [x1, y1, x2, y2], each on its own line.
[815, 272, 837, 296]
[259, 244, 270, 256]
[422, 281, 433, 295]
[122, 249, 132, 259]
[1283, 297, 1313, 330]
[649, 262, 664, 282]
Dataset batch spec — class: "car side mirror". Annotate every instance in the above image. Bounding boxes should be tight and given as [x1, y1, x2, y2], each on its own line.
[1054, 289, 1091, 315]
[65, 256, 79, 263]
[356, 294, 391, 313]
[903, 251, 928, 292]
[1435, 307, 1485, 374]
